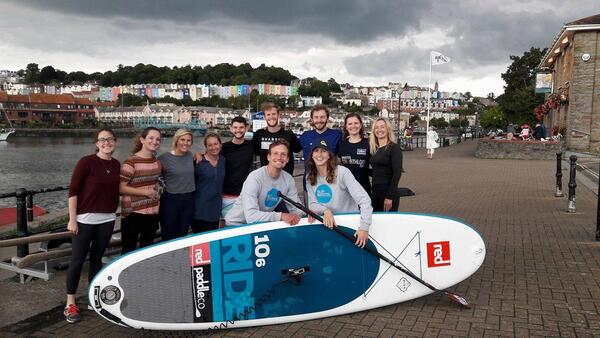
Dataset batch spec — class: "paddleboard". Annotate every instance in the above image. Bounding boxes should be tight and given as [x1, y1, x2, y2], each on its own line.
[89, 213, 486, 330]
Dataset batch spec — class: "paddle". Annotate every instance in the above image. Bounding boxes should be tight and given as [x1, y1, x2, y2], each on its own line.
[277, 191, 470, 308]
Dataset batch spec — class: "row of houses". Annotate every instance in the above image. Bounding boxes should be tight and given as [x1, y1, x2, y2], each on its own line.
[3, 83, 299, 103]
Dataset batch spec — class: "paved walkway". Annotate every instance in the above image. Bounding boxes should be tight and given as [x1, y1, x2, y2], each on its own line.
[2, 140, 600, 337]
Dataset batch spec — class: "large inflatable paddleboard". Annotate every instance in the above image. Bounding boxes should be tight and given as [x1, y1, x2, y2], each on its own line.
[89, 213, 486, 330]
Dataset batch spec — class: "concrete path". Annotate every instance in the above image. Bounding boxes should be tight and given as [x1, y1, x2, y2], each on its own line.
[2, 140, 600, 337]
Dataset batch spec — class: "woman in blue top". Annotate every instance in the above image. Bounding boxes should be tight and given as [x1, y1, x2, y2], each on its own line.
[192, 132, 226, 233]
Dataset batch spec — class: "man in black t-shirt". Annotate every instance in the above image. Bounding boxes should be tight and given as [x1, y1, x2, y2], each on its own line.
[221, 116, 254, 218]
[252, 102, 302, 175]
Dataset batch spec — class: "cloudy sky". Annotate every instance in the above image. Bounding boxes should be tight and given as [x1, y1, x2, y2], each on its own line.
[0, 1, 597, 96]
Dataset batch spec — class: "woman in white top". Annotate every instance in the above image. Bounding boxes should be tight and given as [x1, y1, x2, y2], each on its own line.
[306, 144, 373, 248]
[426, 126, 440, 159]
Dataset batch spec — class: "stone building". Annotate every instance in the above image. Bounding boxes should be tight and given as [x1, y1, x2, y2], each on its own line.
[539, 14, 600, 153]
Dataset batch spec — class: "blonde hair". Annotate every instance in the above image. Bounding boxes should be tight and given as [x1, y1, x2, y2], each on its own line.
[171, 129, 193, 150]
[369, 117, 396, 155]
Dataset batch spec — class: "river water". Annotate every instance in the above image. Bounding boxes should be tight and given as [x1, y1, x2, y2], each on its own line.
[0, 136, 209, 211]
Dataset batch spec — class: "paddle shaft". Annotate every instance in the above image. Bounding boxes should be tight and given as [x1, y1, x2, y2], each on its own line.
[278, 192, 441, 293]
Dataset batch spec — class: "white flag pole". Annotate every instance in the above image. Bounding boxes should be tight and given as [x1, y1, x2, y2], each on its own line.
[426, 51, 432, 134]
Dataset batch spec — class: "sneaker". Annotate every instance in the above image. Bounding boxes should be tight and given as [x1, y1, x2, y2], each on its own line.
[64, 304, 81, 323]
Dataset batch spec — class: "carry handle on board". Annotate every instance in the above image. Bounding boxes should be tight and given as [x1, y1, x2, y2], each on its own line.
[277, 191, 470, 308]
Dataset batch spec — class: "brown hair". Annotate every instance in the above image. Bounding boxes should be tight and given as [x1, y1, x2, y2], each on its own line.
[342, 113, 365, 139]
[94, 128, 116, 153]
[268, 139, 290, 154]
[310, 104, 329, 119]
[261, 102, 278, 113]
[307, 147, 338, 186]
[203, 132, 222, 147]
[133, 127, 160, 153]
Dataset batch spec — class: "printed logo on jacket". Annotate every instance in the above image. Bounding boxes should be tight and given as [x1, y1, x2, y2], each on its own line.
[315, 184, 333, 203]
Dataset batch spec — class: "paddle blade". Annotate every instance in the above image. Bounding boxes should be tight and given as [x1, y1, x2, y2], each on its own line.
[446, 292, 470, 308]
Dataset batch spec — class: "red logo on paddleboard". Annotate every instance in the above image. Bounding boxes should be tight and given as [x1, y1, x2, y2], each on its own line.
[427, 241, 451, 267]
[189, 242, 211, 267]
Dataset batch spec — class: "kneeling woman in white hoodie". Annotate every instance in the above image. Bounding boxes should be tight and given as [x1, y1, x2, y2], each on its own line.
[306, 144, 373, 248]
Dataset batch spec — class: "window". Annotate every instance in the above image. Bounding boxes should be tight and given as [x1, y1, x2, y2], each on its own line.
[18, 112, 28, 118]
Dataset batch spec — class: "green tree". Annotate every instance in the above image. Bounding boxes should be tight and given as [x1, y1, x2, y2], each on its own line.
[450, 118, 461, 129]
[430, 117, 448, 129]
[409, 114, 421, 124]
[24, 63, 41, 83]
[40, 66, 57, 84]
[497, 47, 547, 124]
[328, 78, 341, 92]
[480, 106, 506, 130]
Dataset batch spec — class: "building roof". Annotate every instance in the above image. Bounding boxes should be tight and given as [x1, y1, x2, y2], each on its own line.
[567, 14, 600, 25]
[540, 13, 600, 68]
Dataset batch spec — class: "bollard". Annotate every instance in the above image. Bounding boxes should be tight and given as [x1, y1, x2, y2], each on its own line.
[15, 188, 30, 257]
[26, 194, 34, 222]
[555, 152, 564, 197]
[567, 155, 577, 213]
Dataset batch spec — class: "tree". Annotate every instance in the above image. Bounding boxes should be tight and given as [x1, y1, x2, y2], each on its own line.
[497, 47, 547, 124]
[24, 63, 41, 83]
[480, 106, 506, 130]
[328, 78, 341, 92]
[409, 114, 421, 124]
[40, 66, 57, 84]
[450, 118, 461, 129]
[430, 117, 448, 129]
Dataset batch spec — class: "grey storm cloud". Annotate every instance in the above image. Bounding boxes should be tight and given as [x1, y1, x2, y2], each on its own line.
[9, 0, 433, 44]
[344, 2, 599, 79]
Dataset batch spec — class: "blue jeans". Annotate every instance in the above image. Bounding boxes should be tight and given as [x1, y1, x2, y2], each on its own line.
[159, 191, 194, 241]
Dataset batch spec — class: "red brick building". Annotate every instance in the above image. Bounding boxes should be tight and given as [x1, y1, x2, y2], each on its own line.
[0, 91, 95, 126]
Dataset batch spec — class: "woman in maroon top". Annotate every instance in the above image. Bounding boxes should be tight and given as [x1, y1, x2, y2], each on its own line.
[64, 129, 120, 324]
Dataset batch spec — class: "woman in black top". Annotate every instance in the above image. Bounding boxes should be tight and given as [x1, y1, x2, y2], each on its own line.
[369, 117, 403, 212]
[338, 113, 371, 195]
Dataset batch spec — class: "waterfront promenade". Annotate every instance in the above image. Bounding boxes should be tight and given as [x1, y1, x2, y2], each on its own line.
[2, 140, 600, 337]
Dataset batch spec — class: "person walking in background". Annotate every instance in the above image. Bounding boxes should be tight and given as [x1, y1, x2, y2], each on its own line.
[221, 116, 254, 218]
[64, 129, 120, 323]
[192, 132, 225, 233]
[370, 117, 403, 212]
[158, 129, 195, 241]
[426, 126, 440, 159]
[337, 113, 371, 195]
[252, 102, 302, 175]
[119, 127, 162, 254]
[306, 144, 373, 248]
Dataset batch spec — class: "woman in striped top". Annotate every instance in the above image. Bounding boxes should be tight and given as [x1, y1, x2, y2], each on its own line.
[119, 127, 163, 254]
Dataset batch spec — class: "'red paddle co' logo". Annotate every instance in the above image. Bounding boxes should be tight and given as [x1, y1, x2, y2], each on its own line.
[427, 241, 451, 267]
[188, 242, 213, 322]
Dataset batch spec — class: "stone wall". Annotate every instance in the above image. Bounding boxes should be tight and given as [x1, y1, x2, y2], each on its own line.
[475, 138, 565, 160]
[567, 31, 600, 152]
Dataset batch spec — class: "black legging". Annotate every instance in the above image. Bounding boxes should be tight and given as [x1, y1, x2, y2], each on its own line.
[66, 221, 115, 295]
[191, 219, 220, 233]
[121, 213, 159, 255]
[371, 184, 399, 212]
